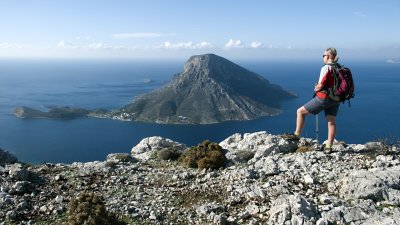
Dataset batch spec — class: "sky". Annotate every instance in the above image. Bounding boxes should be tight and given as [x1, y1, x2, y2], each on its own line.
[0, 0, 399, 60]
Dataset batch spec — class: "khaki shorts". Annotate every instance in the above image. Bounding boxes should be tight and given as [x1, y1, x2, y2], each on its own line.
[303, 97, 340, 116]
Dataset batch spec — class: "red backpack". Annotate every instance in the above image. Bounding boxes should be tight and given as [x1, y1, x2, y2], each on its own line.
[328, 63, 355, 106]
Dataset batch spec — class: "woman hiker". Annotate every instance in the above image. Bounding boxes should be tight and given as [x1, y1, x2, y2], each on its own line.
[286, 47, 341, 153]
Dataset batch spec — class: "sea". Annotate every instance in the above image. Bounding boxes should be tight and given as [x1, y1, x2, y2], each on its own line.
[0, 58, 399, 164]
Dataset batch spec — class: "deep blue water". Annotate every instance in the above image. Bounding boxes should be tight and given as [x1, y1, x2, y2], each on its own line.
[0, 59, 399, 164]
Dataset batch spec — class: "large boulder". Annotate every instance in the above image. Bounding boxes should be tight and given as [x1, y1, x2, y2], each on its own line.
[7, 163, 30, 181]
[362, 208, 400, 225]
[338, 166, 400, 205]
[267, 194, 319, 225]
[219, 131, 297, 164]
[131, 136, 187, 160]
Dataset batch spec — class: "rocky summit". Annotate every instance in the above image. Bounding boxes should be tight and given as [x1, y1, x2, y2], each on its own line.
[1, 132, 400, 225]
[112, 54, 296, 124]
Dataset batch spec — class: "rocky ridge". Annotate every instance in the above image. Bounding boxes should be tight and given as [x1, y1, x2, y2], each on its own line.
[1, 132, 400, 225]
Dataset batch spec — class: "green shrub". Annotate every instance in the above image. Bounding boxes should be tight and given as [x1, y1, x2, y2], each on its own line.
[157, 147, 182, 161]
[296, 146, 313, 153]
[113, 153, 133, 162]
[179, 140, 225, 169]
[105, 160, 118, 168]
[150, 151, 159, 159]
[63, 192, 126, 225]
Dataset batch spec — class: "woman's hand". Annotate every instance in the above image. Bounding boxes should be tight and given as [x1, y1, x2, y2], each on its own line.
[314, 83, 323, 92]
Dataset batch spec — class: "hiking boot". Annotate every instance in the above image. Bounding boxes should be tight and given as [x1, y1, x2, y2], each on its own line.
[282, 133, 300, 141]
[315, 145, 324, 151]
[323, 146, 333, 154]
[315, 144, 332, 153]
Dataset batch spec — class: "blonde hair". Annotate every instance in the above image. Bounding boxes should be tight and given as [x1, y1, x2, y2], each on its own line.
[326, 47, 339, 63]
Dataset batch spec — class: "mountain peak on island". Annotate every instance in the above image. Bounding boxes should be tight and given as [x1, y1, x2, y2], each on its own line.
[183, 53, 224, 73]
[182, 53, 253, 80]
[116, 53, 296, 124]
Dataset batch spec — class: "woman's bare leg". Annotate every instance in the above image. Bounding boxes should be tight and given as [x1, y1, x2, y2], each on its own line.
[295, 106, 310, 135]
[325, 115, 336, 146]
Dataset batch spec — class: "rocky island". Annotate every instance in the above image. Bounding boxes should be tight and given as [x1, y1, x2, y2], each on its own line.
[112, 54, 296, 124]
[1, 132, 399, 224]
[14, 54, 296, 124]
[14, 106, 92, 120]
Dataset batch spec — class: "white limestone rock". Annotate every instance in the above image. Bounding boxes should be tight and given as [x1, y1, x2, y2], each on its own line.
[304, 174, 314, 184]
[268, 194, 318, 225]
[220, 131, 297, 164]
[362, 208, 400, 225]
[253, 157, 280, 176]
[131, 136, 187, 160]
[7, 164, 30, 181]
[338, 166, 400, 204]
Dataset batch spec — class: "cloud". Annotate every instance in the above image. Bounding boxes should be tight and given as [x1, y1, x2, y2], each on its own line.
[158, 41, 213, 50]
[57, 41, 131, 51]
[87, 42, 131, 50]
[57, 41, 78, 49]
[386, 58, 400, 64]
[0, 42, 30, 49]
[154, 39, 267, 50]
[88, 43, 105, 50]
[0, 42, 14, 48]
[112, 33, 167, 39]
[354, 11, 367, 17]
[40, 38, 277, 58]
[250, 41, 263, 49]
[198, 41, 213, 48]
[225, 39, 266, 49]
[75, 35, 91, 40]
[225, 39, 245, 49]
